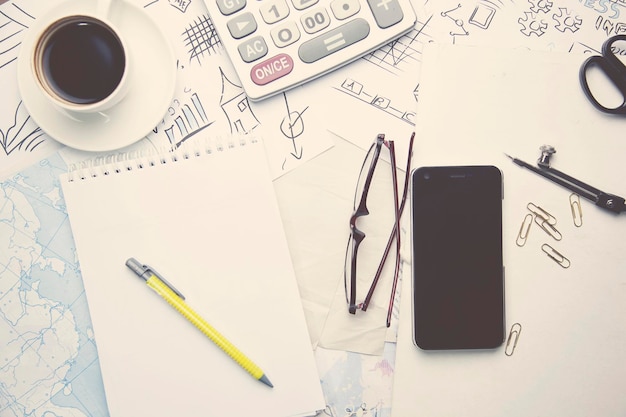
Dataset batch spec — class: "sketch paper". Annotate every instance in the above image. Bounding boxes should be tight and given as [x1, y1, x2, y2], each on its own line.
[0, 1, 62, 179]
[315, 0, 626, 352]
[321, 11, 427, 165]
[391, 42, 626, 417]
[0, 0, 333, 181]
[320, 0, 619, 171]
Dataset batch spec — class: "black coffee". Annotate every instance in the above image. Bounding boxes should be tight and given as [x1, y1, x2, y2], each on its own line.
[42, 18, 125, 105]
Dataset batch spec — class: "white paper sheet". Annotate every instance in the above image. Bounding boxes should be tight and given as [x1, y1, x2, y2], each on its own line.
[391, 42, 626, 417]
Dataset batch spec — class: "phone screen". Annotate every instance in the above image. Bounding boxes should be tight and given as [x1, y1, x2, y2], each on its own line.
[411, 165, 504, 350]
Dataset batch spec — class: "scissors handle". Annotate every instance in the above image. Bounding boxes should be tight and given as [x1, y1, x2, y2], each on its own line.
[579, 35, 626, 115]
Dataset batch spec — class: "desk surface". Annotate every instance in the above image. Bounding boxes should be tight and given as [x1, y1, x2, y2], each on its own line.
[2, 1, 625, 417]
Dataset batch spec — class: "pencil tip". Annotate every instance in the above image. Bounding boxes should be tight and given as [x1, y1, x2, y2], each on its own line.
[259, 374, 274, 388]
[503, 153, 513, 159]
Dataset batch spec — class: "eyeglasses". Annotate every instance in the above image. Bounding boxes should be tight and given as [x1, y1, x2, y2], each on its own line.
[344, 132, 415, 327]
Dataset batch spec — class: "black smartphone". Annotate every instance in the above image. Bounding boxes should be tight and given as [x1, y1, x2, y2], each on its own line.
[411, 165, 504, 350]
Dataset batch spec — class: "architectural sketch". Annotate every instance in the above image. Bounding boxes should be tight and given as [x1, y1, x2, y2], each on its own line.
[152, 92, 213, 148]
[219, 67, 260, 133]
[0, 2, 34, 70]
[183, 14, 221, 65]
[1, 101, 46, 155]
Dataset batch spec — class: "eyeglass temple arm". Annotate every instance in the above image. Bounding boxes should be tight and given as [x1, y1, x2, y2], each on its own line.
[354, 136, 385, 217]
[361, 133, 415, 326]
[347, 230, 365, 314]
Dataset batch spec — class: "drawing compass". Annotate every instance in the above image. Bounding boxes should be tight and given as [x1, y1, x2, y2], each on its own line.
[505, 145, 626, 214]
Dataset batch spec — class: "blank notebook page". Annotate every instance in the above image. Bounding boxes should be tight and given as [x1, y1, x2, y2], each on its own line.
[60, 136, 325, 417]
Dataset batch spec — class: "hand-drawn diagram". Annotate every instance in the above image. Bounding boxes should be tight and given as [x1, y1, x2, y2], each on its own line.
[219, 67, 260, 133]
[279, 92, 308, 169]
[442, 1, 532, 39]
[518, 11, 549, 36]
[145, 0, 192, 12]
[0, 2, 34, 70]
[552, 7, 583, 32]
[168, 0, 191, 13]
[334, 78, 415, 126]
[528, 0, 553, 14]
[361, 15, 432, 75]
[468, 1, 498, 29]
[518, 4, 583, 37]
[343, 401, 383, 417]
[151, 91, 213, 148]
[437, 1, 513, 43]
[573, 0, 626, 37]
[594, 13, 626, 36]
[183, 14, 221, 65]
[1, 101, 46, 155]
[429, 1, 585, 43]
[441, 4, 470, 42]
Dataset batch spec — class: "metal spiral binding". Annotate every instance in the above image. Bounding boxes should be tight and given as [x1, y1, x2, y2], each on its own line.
[66, 133, 259, 182]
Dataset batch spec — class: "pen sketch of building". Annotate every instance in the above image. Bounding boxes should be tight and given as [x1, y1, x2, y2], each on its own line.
[219, 67, 260, 133]
[1, 101, 46, 155]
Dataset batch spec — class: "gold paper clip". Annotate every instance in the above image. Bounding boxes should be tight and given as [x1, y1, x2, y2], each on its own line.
[570, 193, 583, 227]
[505, 323, 522, 356]
[516, 214, 533, 247]
[527, 202, 557, 225]
[541, 244, 571, 268]
[534, 216, 562, 240]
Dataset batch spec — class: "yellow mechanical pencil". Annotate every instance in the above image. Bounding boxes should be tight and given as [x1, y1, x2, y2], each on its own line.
[125, 257, 273, 388]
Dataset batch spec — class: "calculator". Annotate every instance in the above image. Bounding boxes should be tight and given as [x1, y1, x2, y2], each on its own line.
[203, 0, 417, 101]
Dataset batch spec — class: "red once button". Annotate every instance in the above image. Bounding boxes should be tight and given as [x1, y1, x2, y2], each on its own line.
[250, 53, 294, 86]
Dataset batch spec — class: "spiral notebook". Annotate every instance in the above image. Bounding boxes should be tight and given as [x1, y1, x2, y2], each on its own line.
[60, 135, 325, 417]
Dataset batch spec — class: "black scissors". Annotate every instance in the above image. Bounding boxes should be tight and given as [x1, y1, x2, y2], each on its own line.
[579, 34, 626, 115]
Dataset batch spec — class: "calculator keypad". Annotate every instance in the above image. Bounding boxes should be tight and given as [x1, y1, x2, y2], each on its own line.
[332, 0, 361, 20]
[299, 18, 369, 63]
[206, 0, 416, 101]
[259, 0, 290, 24]
[367, 0, 404, 28]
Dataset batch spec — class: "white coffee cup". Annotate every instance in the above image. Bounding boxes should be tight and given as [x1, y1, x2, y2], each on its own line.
[30, 10, 130, 113]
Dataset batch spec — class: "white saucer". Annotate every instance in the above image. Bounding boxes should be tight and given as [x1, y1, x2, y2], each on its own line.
[17, 0, 177, 152]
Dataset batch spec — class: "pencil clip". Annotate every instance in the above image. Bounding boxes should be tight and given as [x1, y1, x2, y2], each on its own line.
[516, 214, 533, 247]
[570, 193, 583, 227]
[541, 244, 571, 268]
[527, 202, 556, 225]
[144, 265, 186, 299]
[534, 216, 562, 240]
[505, 323, 522, 356]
